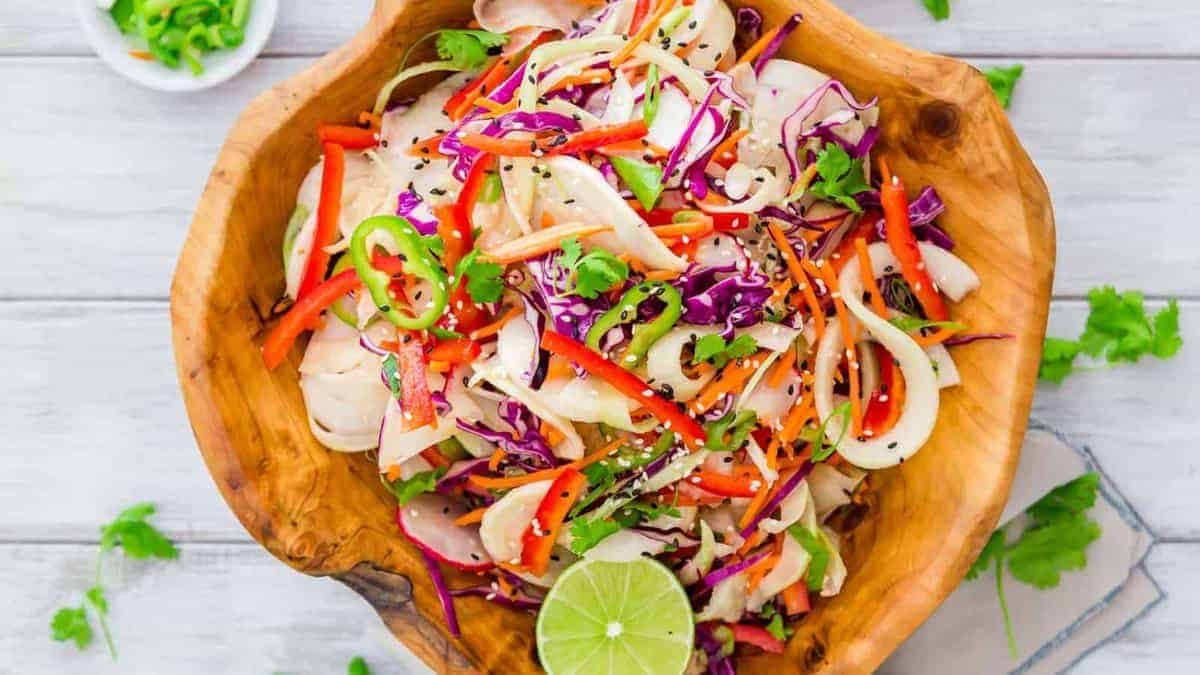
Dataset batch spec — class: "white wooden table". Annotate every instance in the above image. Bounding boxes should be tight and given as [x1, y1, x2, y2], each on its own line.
[1, 2, 1196, 673]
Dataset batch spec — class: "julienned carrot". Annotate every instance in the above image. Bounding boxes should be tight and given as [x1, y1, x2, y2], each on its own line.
[689, 354, 763, 414]
[736, 24, 781, 65]
[767, 222, 825, 338]
[407, 133, 448, 158]
[768, 346, 797, 388]
[804, 258, 862, 436]
[643, 269, 682, 281]
[547, 69, 614, 92]
[468, 306, 520, 341]
[737, 529, 767, 557]
[469, 438, 626, 491]
[738, 467, 795, 530]
[782, 580, 811, 615]
[358, 111, 383, 131]
[453, 507, 488, 526]
[711, 129, 750, 168]
[610, 0, 677, 66]
[651, 219, 714, 238]
[488, 448, 506, 471]
[855, 237, 889, 317]
[482, 222, 613, 264]
[597, 138, 670, 157]
[746, 553, 780, 593]
[911, 327, 960, 347]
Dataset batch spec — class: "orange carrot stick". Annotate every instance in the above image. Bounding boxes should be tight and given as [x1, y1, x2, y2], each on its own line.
[804, 258, 862, 436]
[855, 237, 889, 317]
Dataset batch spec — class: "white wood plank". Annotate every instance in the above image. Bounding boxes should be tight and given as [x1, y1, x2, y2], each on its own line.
[0, 299, 1195, 542]
[838, 0, 1200, 57]
[4, 1, 1200, 57]
[1, 58, 1198, 299]
[3, 542, 430, 674]
[1, 540, 1193, 673]
[0, 0, 371, 56]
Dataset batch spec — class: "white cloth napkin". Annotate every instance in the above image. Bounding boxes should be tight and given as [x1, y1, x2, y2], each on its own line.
[882, 420, 1163, 674]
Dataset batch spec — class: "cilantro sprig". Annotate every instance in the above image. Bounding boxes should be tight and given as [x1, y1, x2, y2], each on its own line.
[453, 249, 505, 304]
[348, 656, 373, 675]
[691, 334, 758, 368]
[401, 29, 509, 71]
[985, 65, 1024, 110]
[559, 238, 630, 299]
[382, 467, 448, 506]
[966, 473, 1102, 658]
[569, 499, 681, 555]
[808, 143, 871, 213]
[1039, 287, 1182, 383]
[921, 0, 951, 21]
[51, 503, 179, 659]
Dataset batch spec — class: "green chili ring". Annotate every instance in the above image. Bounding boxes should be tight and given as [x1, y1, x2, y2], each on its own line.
[585, 280, 682, 368]
[349, 215, 448, 331]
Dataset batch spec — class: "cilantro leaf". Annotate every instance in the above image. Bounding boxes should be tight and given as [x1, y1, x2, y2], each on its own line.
[99, 502, 178, 560]
[454, 249, 505, 303]
[382, 353, 402, 401]
[348, 656, 372, 675]
[1152, 299, 1183, 359]
[51, 606, 93, 649]
[382, 467, 448, 506]
[558, 238, 629, 299]
[965, 529, 1006, 581]
[984, 65, 1024, 110]
[569, 516, 622, 554]
[85, 586, 108, 614]
[788, 525, 831, 591]
[1039, 337, 1081, 384]
[570, 463, 616, 518]
[889, 315, 966, 333]
[921, 0, 950, 21]
[1007, 514, 1102, 589]
[1026, 472, 1100, 525]
[691, 334, 758, 368]
[436, 30, 508, 70]
[808, 143, 871, 213]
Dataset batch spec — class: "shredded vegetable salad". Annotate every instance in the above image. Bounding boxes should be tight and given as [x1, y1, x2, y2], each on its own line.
[261, 1, 1001, 671]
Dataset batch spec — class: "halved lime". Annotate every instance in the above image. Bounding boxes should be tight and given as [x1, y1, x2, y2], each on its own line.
[536, 558, 695, 675]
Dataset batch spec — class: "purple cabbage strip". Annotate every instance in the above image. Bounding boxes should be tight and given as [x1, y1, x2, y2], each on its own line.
[696, 623, 737, 675]
[810, 214, 857, 260]
[514, 291, 551, 389]
[359, 333, 390, 356]
[632, 526, 701, 549]
[662, 84, 721, 186]
[449, 585, 543, 611]
[446, 108, 583, 182]
[455, 418, 557, 469]
[781, 80, 877, 180]
[419, 549, 460, 637]
[752, 13, 803, 75]
[395, 190, 439, 235]
[436, 458, 491, 494]
[684, 113, 733, 199]
[735, 7, 764, 47]
[943, 332, 1015, 346]
[672, 261, 772, 328]
[698, 549, 772, 591]
[861, 186, 956, 250]
[738, 461, 815, 538]
[429, 391, 451, 416]
[800, 109, 878, 160]
[526, 252, 610, 341]
[758, 204, 830, 233]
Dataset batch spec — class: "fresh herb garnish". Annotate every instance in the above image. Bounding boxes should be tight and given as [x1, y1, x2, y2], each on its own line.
[984, 65, 1024, 110]
[966, 473, 1102, 658]
[1039, 287, 1182, 383]
[808, 143, 871, 213]
[51, 503, 178, 659]
[691, 333, 758, 368]
[348, 655, 372, 675]
[436, 29, 509, 69]
[704, 409, 758, 452]
[382, 467, 448, 506]
[799, 401, 853, 462]
[921, 0, 951, 21]
[788, 525, 831, 591]
[453, 249, 505, 303]
[569, 498, 679, 554]
[382, 353, 402, 400]
[559, 238, 630, 299]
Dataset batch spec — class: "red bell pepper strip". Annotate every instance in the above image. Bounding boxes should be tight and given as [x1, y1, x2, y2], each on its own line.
[541, 330, 707, 448]
[728, 623, 786, 654]
[445, 56, 512, 120]
[629, 0, 651, 33]
[427, 338, 481, 364]
[262, 253, 405, 370]
[458, 120, 649, 158]
[636, 208, 679, 225]
[394, 333, 436, 429]
[520, 467, 587, 576]
[688, 471, 762, 498]
[317, 124, 378, 150]
[297, 142, 345, 300]
[878, 160, 949, 321]
[709, 213, 751, 232]
[455, 153, 496, 236]
[862, 344, 905, 436]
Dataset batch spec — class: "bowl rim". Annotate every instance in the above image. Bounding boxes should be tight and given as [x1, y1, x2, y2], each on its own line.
[75, 0, 279, 93]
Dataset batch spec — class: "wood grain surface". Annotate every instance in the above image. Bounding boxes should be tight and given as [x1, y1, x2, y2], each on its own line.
[2, 1, 1196, 674]
[169, 0, 1052, 672]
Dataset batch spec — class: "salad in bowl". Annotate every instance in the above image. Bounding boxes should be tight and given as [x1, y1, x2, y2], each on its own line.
[259, 0, 1000, 671]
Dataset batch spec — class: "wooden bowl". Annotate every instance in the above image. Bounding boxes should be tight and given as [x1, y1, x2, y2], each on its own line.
[170, 0, 1054, 672]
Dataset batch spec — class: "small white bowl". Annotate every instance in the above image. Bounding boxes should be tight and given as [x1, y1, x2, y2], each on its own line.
[76, 0, 279, 93]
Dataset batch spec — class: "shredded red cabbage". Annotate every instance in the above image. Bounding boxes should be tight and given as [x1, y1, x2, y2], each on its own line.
[860, 186, 956, 250]
[419, 549, 460, 637]
[698, 548, 772, 591]
[672, 261, 772, 329]
[734, 7, 764, 50]
[662, 84, 721, 187]
[696, 623, 737, 675]
[395, 190, 439, 235]
[455, 406, 558, 469]
[752, 13, 803, 75]
[526, 253, 610, 341]
[435, 458, 491, 494]
[738, 461, 814, 538]
[780, 80, 877, 180]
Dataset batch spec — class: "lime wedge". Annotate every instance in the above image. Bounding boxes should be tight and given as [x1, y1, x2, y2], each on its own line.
[536, 558, 695, 675]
